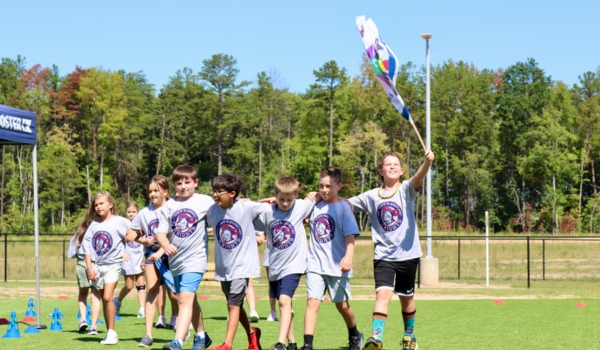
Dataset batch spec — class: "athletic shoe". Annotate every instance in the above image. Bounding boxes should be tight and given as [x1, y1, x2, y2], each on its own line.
[113, 297, 121, 315]
[270, 342, 286, 350]
[88, 327, 99, 336]
[78, 319, 88, 332]
[287, 343, 298, 350]
[266, 311, 277, 322]
[168, 316, 177, 329]
[248, 327, 262, 350]
[401, 336, 418, 350]
[155, 316, 167, 328]
[137, 308, 145, 318]
[348, 333, 364, 350]
[210, 343, 232, 350]
[138, 335, 153, 347]
[249, 310, 260, 323]
[192, 333, 213, 350]
[183, 330, 191, 343]
[300, 345, 312, 350]
[100, 330, 118, 345]
[162, 340, 183, 350]
[363, 337, 382, 350]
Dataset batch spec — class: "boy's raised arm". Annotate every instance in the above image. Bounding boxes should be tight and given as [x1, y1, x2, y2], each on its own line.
[411, 149, 435, 191]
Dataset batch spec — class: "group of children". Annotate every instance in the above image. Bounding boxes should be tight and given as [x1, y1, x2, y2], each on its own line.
[72, 149, 434, 350]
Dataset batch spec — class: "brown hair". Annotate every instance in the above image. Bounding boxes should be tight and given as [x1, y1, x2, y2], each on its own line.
[172, 165, 197, 182]
[148, 175, 171, 200]
[126, 201, 139, 211]
[319, 166, 342, 184]
[274, 177, 300, 196]
[212, 174, 242, 199]
[75, 191, 117, 246]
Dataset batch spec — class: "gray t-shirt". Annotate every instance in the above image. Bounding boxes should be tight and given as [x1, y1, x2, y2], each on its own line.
[81, 216, 130, 266]
[131, 204, 162, 256]
[122, 236, 144, 274]
[307, 200, 360, 278]
[76, 221, 97, 261]
[255, 199, 315, 281]
[157, 194, 214, 276]
[207, 201, 268, 281]
[349, 179, 422, 262]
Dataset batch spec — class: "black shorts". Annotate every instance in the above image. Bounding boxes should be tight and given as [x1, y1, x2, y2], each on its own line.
[373, 258, 419, 296]
[220, 278, 248, 307]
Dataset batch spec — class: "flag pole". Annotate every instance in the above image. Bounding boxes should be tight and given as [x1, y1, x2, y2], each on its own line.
[410, 120, 427, 152]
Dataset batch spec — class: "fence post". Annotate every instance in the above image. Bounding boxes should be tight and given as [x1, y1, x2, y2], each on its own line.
[542, 239, 545, 281]
[457, 239, 461, 280]
[527, 236, 530, 289]
[62, 239, 66, 279]
[4, 234, 7, 282]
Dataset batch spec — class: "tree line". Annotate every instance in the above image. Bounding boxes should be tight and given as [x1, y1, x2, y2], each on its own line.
[0, 54, 599, 234]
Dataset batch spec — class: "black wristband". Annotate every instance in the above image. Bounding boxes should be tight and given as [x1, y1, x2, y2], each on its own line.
[135, 229, 143, 238]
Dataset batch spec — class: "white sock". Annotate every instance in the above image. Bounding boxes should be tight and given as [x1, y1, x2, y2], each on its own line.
[196, 331, 205, 338]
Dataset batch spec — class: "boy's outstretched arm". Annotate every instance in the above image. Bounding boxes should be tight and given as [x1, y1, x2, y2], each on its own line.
[411, 150, 435, 191]
[340, 234, 356, 273]
[156, 232, 177, 256]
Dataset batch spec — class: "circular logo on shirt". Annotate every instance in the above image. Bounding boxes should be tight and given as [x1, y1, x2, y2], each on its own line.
[92, 231, 113, 256]
[171, 208, 199, 238]
[147, 219, 159, 242]
[216, 219, 243, 250]
[126, 240, 141, 249]
[312, 214, 335, 244]
[377, 201, 403, 232]
[270, 220, 296, 250]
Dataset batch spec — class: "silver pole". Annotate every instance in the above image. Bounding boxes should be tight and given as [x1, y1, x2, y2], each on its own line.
[486, 211, 489, 287]
[33, 145, 46, 329]
[421, 34, 433, 258]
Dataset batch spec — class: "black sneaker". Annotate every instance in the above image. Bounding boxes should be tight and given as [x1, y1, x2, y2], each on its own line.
[363, 337, 382, 350]
[138, 335, 153, 347]
[287, 343, 298, 350]
[78, 319, 88, 332]
[402, 336, 418, 350]
[271, 343, 286, 350]
[348, 333, 363, 350]
[300, 345, 312, 350]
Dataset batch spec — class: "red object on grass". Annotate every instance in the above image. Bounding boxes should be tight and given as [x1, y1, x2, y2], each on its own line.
[58, 295, 68, 300]
[198, 296, 208, 300]
[493, 300, 504, 305]
[0, 318, 8, 325]
[575, 302, 587, 307]
[324, 297, 330, 302]
[255, 296, 260, 300]
[21, 316, 36, 322]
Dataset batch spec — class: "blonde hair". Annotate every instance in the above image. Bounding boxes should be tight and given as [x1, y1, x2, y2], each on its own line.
[274, 177, 300, 196]
[75, 191, 117, 246]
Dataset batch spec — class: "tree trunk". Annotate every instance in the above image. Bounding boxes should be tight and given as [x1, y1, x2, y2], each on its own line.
[591, 155, 597, 195]
[86, 165, 91, 204]
[156, 114, 166, 175]
[218, 107, 223, 175]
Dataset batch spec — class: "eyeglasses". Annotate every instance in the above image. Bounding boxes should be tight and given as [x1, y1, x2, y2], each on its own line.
[212, 190, 229, 196]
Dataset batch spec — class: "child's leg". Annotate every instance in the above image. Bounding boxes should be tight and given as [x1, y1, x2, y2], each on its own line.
[118, 275, 134, 301]
[135, 273, 146, 309]
[157, 283, 166, 318]
[167, 287, 179, 320]
[400, 296, 416, 338]
[225, 304, 242, 345]
[78, 287, 90, 322]
[144, 264, 160, 337]
[335, 300, 357, 328]
[303, 272, 324, 346]
[175, 291, 195, 341]
[101, 282, 118, 330]
[246, 278, 258, 321]
[191, 297, 206, 333]
[278, 295, 294, 343]
[90, 287, 102, 328]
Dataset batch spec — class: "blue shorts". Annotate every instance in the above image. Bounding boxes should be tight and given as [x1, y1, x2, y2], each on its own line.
[174, 272, 204, 293]
[269, 274, 301, 299]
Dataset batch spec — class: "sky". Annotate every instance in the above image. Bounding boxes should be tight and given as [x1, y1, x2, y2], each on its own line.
[3, 0, 599, 93]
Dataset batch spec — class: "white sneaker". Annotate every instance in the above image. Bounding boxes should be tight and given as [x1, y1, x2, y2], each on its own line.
[266, 311, 277, 322]
[155, 316, 166, 328]
[100, 330, 118, 345]
[137, 308, 145, 318]
[249, 310, 259, 323]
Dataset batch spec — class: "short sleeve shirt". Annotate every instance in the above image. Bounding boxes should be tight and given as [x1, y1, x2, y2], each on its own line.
[207, 201, 269, 281]
[349, 179, 422, 262]
[307, 200, 360, 278]
[82, 216, 130, 266]
[131, 204, 162, 256]
[157, 194, 214, 276]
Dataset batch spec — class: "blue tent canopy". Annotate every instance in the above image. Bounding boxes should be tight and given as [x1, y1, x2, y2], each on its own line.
[0, 104, 37, 145]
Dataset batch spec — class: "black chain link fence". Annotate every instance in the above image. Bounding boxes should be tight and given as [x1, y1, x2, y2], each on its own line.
[1, 233, 599, 291]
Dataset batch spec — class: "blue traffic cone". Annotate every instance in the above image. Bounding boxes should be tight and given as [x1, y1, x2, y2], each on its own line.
[85, 304, 104, 325]
[24, 325, 41, 334]
[25, 297, 36, 317]
[49, 308, 63, 331]
[2, 311, 21, 338]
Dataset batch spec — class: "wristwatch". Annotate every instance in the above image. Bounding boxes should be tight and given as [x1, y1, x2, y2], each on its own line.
[135, 229, 143, 238]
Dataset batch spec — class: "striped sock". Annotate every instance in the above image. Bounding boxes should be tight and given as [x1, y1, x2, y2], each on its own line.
[371, 312, 387, 341]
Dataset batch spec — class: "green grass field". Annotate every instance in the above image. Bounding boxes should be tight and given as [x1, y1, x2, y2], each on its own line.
[0, 287, 598, 349]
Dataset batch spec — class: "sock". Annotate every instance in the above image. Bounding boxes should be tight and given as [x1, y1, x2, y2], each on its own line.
[402, 310, 416, 338]
[174, 338, 183, 346]
[304, 335, 314, 347]
[196, 331, 205, 338]
[371, 312, 387, 341]
[348, 325, 360, 338]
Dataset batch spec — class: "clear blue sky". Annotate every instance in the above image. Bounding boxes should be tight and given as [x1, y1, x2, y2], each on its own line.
[4, 0, 599, 93]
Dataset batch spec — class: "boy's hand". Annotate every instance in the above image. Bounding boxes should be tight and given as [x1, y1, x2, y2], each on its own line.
[125, 229, 138, 242]
[163, 244, 178, 256]
[340, 255, 353, 273]
[425, 149, 435, 164]
[87, 267, 97, 282]
[259, 197, 276, 204]
[306, 192, 318, 201]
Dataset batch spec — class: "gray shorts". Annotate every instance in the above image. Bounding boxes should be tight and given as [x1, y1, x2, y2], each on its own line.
[306, 272, 352, 303]
[220, 278, 248, 307]
[76, 259, 91, 288]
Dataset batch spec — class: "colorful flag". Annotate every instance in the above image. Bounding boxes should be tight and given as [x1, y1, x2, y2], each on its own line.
[356, 15, 412, 123]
